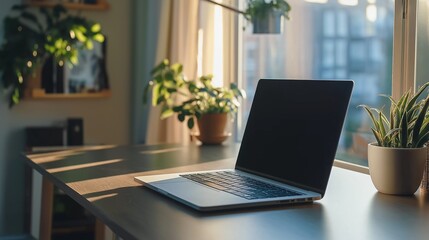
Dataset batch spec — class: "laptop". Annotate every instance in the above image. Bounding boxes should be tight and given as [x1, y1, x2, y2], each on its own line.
[135, 79, 353, 211]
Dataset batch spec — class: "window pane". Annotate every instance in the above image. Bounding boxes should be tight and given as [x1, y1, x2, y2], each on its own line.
[239, 0, 394, 166]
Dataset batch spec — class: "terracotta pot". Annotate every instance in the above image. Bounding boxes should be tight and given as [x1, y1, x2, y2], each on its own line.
[368, 143, 426, 195]
[24, 64, 43, 98]
[196, 113, 229, 145]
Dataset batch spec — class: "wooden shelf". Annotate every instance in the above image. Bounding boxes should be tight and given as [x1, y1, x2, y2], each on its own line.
[26, 0, 110, 11]
[27, 88, 111, 99]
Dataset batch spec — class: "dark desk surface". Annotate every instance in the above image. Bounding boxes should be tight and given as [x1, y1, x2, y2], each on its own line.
[26, 144, 429, 240]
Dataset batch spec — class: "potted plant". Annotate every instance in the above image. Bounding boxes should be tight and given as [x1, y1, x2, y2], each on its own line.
[244, 0, 291, 34]
[360, 82, 429, 195]
[0, 4, 104, 107]
[144, 59, 246, 145]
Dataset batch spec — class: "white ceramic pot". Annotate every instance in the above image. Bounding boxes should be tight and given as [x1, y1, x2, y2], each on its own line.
[368, 143, 427, 195]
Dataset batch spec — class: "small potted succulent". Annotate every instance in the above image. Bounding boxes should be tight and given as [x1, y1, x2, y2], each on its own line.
[244, 0, 291, 34]
[144, 59, 246, 145]
[0, 4, 104, 107]
[360, 82, 429, 195]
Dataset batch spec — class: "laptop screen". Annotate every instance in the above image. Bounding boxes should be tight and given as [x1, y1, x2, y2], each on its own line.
[235, 79, 353, 196]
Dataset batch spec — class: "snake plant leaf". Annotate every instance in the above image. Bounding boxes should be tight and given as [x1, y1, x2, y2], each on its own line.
[407, 82, 429, 110]
[400, 112, 408, 148]
[412, 96, 429, 144]
[371, 128, 383, 146]
[396, 91, 409, 119]
[359, 105, 380, 132]
[415, 131, 429, 148]
[378, 111, 386, 143]
[372, 108, 390, 127]
[384, 128, 400, 140]
[390, 108, 395, 130]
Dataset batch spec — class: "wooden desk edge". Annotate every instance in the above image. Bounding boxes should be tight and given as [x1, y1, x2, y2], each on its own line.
[24, 157, 136, 240]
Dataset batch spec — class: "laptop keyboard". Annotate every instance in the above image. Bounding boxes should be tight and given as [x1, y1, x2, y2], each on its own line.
[180, 171, 302, 200]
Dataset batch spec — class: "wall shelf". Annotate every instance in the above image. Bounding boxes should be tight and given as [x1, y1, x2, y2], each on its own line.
[27, 88, 111, 99]
[26, 0, 110, 11]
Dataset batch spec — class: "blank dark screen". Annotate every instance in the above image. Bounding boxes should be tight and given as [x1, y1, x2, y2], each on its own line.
[236, 79, 353, 196]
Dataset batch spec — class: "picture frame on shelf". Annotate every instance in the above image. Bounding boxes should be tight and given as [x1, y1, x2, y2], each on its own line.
[64, 39, 109, 94]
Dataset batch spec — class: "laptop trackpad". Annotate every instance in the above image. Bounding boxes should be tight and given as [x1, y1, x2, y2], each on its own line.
[152, 179, 245, 208]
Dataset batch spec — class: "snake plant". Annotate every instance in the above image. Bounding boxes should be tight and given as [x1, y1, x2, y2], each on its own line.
[360, 82, 429, 148]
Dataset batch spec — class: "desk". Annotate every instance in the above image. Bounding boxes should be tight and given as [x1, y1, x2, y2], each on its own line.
[25, 144, 429, 240]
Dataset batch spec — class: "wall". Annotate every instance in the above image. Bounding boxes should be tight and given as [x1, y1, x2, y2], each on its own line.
[0, 0, 132, 235]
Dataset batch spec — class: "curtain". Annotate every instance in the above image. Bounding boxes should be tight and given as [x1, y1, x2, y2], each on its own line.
[132, 0, 237, 145]
[146, 0, 200, 144]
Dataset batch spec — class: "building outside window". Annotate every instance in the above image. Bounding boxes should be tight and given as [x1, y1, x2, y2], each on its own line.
[238, 0, 395, 166]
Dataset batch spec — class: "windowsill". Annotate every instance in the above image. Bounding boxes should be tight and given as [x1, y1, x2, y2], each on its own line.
[333, 159, 369, 175]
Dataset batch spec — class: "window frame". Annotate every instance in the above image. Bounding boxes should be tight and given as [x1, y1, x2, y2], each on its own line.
[234, 0, 419, 172]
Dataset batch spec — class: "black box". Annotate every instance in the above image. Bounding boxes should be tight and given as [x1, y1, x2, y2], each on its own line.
[26, 127, 64, 148]
[67, 118, 84, 146]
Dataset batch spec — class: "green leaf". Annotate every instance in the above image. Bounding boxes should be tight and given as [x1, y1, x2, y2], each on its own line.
[371, 128, 382, 146]
[74, 30, 87, 42]
[85, 40, 94, 50]
[187, 117, 194, 129]
[93, 33, 104, 42]
[400, 112, 408, 148]
[178, 113, 185, 122]
[20, 12, 38, 23]
[412, 96, 429, 145]
[160, 107, 173, 119]
[407, 82, 429, 111]
[359, 105, 379, 132]
[416, 131, 429, 148]
[91, 23, 101, 33]
[151, 84, 160, 106]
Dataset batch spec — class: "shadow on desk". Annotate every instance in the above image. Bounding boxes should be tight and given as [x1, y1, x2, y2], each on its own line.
[83, 185, 329, 240]
[27, 144, 239, 184]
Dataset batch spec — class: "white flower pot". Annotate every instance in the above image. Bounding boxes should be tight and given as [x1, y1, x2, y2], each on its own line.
[368, 143, 427, 195]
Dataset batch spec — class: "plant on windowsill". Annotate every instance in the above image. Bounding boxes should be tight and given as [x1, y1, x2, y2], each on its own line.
[0, 4, 104, 107]
[359, 82, 429, 195]
[244, 0, 291, 33]
[144, 59, 246, 145]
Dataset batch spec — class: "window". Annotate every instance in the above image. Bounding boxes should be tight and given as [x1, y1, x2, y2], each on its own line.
[238, 0, 395, 166]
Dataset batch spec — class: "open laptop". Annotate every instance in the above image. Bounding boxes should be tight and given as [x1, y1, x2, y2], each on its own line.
[135, 79, 353, 211]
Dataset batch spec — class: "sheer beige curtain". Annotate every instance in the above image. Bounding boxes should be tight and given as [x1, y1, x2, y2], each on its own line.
[146, 0, 237, 144]
[146, 0, 200, 144]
